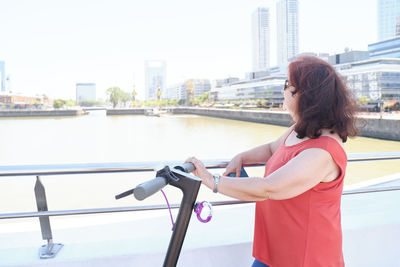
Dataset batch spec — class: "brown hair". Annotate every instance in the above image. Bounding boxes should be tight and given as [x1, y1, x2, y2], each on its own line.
[288, 55, 359, 142]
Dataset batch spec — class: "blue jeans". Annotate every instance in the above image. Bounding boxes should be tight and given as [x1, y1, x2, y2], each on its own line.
[252, 259, 270, 267]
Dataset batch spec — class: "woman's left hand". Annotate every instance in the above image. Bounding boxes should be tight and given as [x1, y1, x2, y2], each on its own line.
[185, 157, 213, 187]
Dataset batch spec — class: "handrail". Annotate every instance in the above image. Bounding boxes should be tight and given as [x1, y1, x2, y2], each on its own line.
[1, 185, 400, 220]
[0, 151, 399, 259]
[0, 151, 400, 177]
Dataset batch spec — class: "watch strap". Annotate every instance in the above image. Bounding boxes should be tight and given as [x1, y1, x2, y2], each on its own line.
[212, 173, 221, 193]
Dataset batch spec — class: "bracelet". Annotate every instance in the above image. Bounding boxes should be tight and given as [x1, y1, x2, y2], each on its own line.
[212, 173, 221, 193]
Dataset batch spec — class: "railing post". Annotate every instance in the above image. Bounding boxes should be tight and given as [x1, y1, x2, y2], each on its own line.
[34, 176, 63, 259]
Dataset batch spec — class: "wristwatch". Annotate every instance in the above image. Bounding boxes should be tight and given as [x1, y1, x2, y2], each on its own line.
[212, 173, 221, 193]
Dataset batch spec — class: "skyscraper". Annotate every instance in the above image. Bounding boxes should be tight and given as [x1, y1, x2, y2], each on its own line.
[276, 0, 299, 66]
[378, 0, 400, 41]
[0, 61, 5, 92]
[145, 60, 166, 101]
[252, 7, 270, 71]
[76, 83, 96, 103]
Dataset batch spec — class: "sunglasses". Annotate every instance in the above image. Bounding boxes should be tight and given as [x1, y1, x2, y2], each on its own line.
[283, 79, 293, 90]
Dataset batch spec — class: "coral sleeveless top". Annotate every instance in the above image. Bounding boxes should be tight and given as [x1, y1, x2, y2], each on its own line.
[253, 136, 347, 267]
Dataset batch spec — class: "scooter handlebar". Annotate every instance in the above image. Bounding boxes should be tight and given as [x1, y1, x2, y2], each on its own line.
[174, 162, 195, 173]
[134, 176, 167, 201]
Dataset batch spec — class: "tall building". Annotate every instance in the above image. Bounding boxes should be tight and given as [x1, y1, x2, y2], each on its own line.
[76, 83, 96, 103]
[378, 0, 400, 41]
[252, 7, 270, 71]
[0, 61, 5, 92]
[276, 0, 299, 66]
[145, 60, 166, 101]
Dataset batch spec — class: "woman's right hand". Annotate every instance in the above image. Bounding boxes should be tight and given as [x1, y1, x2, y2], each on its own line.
[223, 153, 243, 177]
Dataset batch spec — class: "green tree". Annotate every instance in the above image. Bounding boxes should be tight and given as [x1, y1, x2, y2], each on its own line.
[167, 99, 179, 106]
[53, 99, 66, 109]
[65, 100, 77, 106]
[120, 91, 131, 107]
[197, 91, 209, 104]
[106, 87, 124, 108]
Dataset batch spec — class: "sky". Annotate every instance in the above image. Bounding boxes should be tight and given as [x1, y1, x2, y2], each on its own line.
[0, 0, 377, 100]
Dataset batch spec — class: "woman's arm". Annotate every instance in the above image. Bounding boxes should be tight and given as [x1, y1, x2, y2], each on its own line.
[223, 125, 294, 176]
[187, 148, 340, 201]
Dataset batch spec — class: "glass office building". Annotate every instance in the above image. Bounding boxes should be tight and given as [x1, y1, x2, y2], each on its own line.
[252, 7, 270, 71]
[145, 60, 166, 101]
[213, 58, 400, 106]
[276, 0, 299, 66]
[76, 83, 97, 103]
[369, 37, 400, 58]
[378, 0, 400, 41]
[211, 76, 286, 106]
[336, 59, 400, 101]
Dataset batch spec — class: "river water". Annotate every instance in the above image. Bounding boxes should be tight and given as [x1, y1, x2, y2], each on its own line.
[0, 110, 399, 213]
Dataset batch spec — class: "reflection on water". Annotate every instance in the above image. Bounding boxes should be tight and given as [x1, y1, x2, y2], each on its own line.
[0, 111, 399, 211]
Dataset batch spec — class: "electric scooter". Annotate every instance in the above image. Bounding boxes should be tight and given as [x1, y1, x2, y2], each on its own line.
[115, 163, 211, 267]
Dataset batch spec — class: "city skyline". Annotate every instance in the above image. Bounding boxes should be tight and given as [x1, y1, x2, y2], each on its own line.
[0, 0, 377, 100]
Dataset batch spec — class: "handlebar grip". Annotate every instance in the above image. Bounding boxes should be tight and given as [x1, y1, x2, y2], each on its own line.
[133, 177, 167, 201]
[174, 162, 195, 173]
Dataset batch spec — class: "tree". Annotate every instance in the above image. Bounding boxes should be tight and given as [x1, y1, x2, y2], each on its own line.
[65, 100, 77, 106]
[197, 91, 209, 104]
[168, 99, 179, 106]
[53, 99, 66, 109]
[106, 87, 124, 108]
[120, 91, 131, 107]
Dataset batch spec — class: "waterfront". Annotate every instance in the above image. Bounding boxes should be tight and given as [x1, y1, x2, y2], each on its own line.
[0, 110, 399, 213]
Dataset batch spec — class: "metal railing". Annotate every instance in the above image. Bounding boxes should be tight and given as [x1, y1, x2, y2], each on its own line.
[0, 151, 400, 258]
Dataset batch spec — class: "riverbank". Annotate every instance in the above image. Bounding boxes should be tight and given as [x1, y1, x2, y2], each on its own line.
[0, 109, 87, 117]
[106, 108, 147, 115]
[170, 107, 400, 141]
[2, 107, 399, 141]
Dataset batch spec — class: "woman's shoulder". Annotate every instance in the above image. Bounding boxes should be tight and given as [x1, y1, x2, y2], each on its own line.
[319, 130, 344, 148]
[286, 129, 346, 156]
[306, 131, 347, 164]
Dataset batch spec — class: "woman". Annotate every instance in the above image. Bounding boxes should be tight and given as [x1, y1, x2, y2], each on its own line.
[186, 55, 358, 267]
